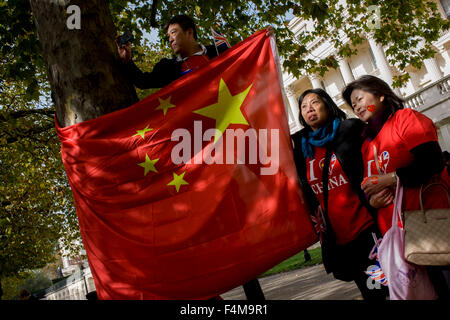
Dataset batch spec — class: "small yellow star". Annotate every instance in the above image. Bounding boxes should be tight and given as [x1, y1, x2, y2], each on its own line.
[132, 125, 153, 140]
[138, 154, 159, 176]
[167, 171, 189, 192]
[156, 96, 176, 116]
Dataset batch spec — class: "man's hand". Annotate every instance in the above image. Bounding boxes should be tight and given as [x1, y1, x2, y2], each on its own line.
[116, 37, 131, 63]
[369, 188, 394, 208]
[265, 26, 275, 38]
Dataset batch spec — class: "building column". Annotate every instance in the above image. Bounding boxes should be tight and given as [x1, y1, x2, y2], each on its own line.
[336, 55, 354, 84]
[308, 74, 323, 89]
[423, 55, 443, 83]
[437, 45, 450, 76]
[366, 33, 394, 86]
[405, 70, 420, 94]
[285, 85, 301, 129]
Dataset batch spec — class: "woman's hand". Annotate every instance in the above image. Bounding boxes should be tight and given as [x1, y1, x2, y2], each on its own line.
[361, 172, 396, 196]
[369, 188, 394, 208]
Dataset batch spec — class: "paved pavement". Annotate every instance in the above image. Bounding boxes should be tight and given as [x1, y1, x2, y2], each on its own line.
[221, 263, 362, 300]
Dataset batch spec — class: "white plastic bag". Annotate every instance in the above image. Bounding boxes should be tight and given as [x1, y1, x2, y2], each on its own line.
[377, 180, 437, 300]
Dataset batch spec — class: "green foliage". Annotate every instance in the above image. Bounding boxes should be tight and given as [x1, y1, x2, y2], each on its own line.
[0, 76, 80, 279]
[0, 0, 447, 281]
[261, 247, 322, 277]
[0, 0, 44, 100]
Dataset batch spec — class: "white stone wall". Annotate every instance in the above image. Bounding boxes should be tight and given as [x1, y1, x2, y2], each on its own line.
[44, 267, 96, 300]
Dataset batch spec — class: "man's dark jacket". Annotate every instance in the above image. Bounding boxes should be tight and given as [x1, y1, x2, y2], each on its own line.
[122, 45, 227, 89]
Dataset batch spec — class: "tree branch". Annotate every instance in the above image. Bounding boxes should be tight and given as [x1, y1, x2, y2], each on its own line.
[0, 109, 55, 122]
[1, 123, 54, 146]
[150, 0, 159, 27]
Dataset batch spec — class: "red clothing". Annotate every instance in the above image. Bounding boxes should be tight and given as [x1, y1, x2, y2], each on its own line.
[362, 108, 450, 234]
[306, 146, 373, 245]
[180, 55, 211, 74]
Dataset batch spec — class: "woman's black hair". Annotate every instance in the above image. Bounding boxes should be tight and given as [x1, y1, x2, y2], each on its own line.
[342, 75, 404, 115]
[298, 88, 347, 129]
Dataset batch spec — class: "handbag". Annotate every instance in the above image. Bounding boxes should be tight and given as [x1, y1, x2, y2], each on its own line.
[403, 182, 450, 266]
[377, 180, 437, 300]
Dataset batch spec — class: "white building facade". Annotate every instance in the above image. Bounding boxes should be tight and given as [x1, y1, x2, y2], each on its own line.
[283, 0, 450, 152]
[43, 266, 96, 300]
[43, 240, 97, 300]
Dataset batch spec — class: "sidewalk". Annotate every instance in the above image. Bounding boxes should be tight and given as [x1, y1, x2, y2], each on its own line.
[221, 264, 362, 300]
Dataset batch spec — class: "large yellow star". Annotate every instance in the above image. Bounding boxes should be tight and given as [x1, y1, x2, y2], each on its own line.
[138, 154, 159, 176]
[132, 125, 153, 140]
[167, 171, 189, 192]
[156, 96, 176, 116]
[193, 78, 252, 143]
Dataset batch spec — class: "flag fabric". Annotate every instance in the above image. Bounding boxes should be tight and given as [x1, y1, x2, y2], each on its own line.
[211, 27, 231, 50]
[311, 206, 326, 243]
[55, 30, 318, 300]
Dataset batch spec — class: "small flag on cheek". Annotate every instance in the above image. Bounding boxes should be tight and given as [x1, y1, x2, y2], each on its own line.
[367, 104, 376, 113]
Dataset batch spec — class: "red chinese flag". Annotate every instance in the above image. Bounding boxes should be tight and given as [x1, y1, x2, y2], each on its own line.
[56, 30, 317, 299]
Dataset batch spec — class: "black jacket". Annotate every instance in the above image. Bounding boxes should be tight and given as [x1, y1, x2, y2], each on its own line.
[122, 45, 227, 89]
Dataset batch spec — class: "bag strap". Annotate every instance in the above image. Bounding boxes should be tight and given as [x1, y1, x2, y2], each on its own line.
[419, 182, 450, 214]
[373, 145, 382, 175]
[392, 179, 404, 227]
[321, 146, 334, 235]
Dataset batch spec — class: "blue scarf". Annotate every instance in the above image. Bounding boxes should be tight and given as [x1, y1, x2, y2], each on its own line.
[301, 118, 341, 159]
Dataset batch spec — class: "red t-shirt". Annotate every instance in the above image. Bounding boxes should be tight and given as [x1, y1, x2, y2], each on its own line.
[361, 108, 450, 235]
[181, 55, 210, 74]
[306, 146, 374, 245]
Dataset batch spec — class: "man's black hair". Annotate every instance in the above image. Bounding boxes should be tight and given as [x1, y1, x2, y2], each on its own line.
[164, 15, 197, 40]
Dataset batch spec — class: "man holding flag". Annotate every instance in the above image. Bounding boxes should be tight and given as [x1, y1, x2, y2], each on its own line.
[117, 15, 229, 89]
[116, 14, 266, 300]
[58, 19, 317, 300]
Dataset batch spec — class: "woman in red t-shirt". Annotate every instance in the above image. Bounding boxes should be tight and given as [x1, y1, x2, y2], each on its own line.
[342, 75, 450, 299]
[291, 88, 388, 300]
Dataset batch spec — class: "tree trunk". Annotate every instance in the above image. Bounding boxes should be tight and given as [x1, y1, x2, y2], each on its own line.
[29, 0, 138, 127]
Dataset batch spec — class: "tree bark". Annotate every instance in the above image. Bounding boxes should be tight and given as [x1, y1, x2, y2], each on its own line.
[29, 0, 138, 127]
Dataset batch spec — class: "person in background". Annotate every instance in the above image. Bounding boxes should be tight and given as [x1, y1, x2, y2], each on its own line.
[342, 74, 450, 299]
[291, 88, 388, 300]
[18, 289, 37, 300]
[443, 151, 450, 176]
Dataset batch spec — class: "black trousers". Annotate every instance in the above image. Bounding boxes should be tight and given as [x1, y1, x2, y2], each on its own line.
[353, 270, 389, 300]
[426, 266, 450, 300]
[330, 224, 389, 300]
[242, 278, 265, 300]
